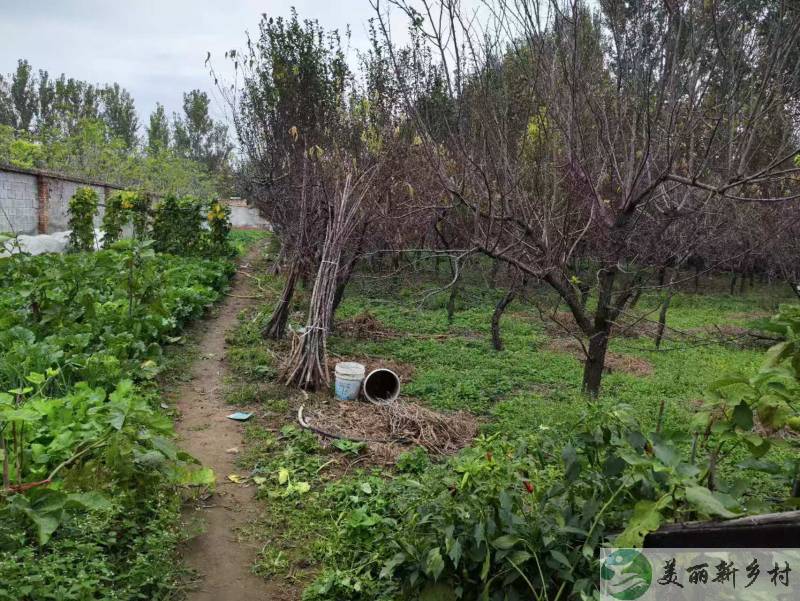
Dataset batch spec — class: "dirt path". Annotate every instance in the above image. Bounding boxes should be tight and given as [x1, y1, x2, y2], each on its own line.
[174, 244, 277, 601]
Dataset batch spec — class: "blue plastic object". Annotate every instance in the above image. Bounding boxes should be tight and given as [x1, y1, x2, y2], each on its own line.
[227, 412, 253, 421]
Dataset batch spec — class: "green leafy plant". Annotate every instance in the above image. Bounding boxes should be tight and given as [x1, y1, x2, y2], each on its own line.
[67, 187, 98, 252]
[151, 195, 204, 255]
[300, 403, 748, 601]
[0, 488, 186, 601]
[101, 190, 150, 246]
[0, 247, 233, 496]
[207, 199, 233, 254]
[695, 304, 800, 501]
[331, 439, 366, 456]
[395, 447, 431, 474]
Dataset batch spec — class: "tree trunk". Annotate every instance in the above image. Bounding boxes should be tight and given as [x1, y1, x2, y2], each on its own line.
[491, 287, 518, 351]
[447, 277, 460, 324]
[329, 223, 368, 331]
[329, 280, 348, 330]
[654, 272, 676, 350]
[579, 282, 591, 308]
[262, 260, 298, 340]
[329, 256, 359, 330]
[270, 242, 287, 275]
[739, 271, 746, 294]
[657, 265, 667, 287]
[583, 330, 610, 396]
[581, 267, 616, 396]
[444, 248, 461, 324]
[488, 260, 500, 289]
[628, 286, 644, 309]
[694, 265, 700, 292]
[729, 273, 738, 295]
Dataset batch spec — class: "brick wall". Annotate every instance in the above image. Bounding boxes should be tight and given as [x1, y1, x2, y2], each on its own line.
[1, 165, 270, 235]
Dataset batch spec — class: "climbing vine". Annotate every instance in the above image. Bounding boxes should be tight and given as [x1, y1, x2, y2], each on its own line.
[67, 187, 98, 252]
[101, 192, 125, 246]
[130, 193, 150, 239]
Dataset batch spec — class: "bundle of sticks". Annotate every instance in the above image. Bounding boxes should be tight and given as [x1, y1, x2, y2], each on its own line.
[283, 170, 373, 389]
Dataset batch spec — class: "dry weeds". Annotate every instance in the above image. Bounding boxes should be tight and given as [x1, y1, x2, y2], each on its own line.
[301, 398, 478, 464]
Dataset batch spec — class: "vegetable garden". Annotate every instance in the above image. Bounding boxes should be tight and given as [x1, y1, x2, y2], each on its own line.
[0, 189, 238, 599]
[3, 1, 800, 600]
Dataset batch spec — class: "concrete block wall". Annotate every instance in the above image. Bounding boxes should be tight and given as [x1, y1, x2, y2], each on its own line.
[1, 166, 271, 237]
[0, 166, 111, 235]
[229, 205, 271, 229]
[0, 170, 38, 234]
[47, 179, 106, 233]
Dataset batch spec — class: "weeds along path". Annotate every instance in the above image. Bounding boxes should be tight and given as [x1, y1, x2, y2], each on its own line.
[175, 243, 278, 601]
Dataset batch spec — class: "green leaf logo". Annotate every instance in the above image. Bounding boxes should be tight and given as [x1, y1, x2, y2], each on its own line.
[601, 549, 652, 600]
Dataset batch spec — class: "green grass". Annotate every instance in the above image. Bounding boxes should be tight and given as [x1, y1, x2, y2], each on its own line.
[229, 228, 270, 254]
[330, 275, 774, 434]
[332, 271, 795, 494]
[224, 262, 797, 592]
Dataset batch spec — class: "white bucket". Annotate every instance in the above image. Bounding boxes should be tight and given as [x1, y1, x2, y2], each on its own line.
[334, 362, 366, 401]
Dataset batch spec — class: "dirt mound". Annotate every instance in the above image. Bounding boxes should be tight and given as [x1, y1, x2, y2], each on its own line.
[300, 399, 478, 464]
[603, 352, 654, 376]
[335, 311, 397, 340]
[546, 336, 583, 354]
[546, 338, 653, 376]
[326, 355, 415, 383]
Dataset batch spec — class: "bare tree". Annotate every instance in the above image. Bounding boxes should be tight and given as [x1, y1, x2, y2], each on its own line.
[373, 0, 800, 395]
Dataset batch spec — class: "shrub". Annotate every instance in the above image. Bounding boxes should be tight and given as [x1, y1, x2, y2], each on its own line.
[151, 196, 233, 257]
[151, 195, 204, 255]
[0, 488, 184, 601]
[101, 190, 150, 246]
[207, 199, 233, 254]
[304, 402, 749, 601]
[697, 303, 800, 498]
[67, 187, 98, 252]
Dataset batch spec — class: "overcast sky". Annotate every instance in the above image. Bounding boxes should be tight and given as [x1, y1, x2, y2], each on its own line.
[0, 0, 406, 128]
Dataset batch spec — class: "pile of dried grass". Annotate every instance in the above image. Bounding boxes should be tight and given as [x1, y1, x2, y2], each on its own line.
[382, 401, 477, 455]
[603, 352, 654, 376]
[300, 399, 478, 461]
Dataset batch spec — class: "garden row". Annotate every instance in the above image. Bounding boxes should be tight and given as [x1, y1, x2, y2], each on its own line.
[65, 186, 232, 257]
[0, 190, 239, 600]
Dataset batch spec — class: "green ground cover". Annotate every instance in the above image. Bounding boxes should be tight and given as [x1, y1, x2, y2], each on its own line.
[225, 259, 798, 600]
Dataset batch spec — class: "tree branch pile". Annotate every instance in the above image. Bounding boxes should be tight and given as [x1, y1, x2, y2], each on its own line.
[282, 170, 373, 389]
